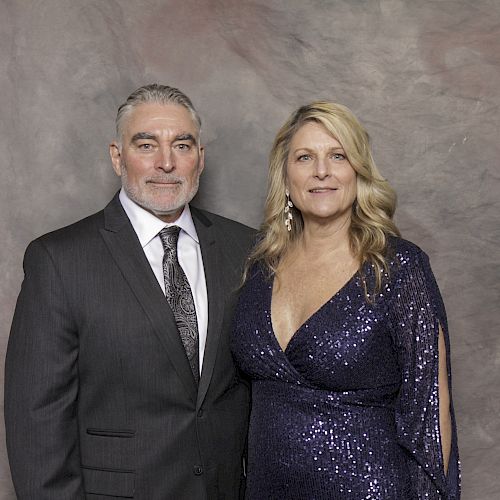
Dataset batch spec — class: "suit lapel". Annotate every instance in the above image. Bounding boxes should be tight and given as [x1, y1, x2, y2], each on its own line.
[192, 208, 225, 408]
[99, 195, 198, 401]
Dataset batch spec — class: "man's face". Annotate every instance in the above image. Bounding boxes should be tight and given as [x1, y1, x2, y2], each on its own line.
[110, 102, 204, 223]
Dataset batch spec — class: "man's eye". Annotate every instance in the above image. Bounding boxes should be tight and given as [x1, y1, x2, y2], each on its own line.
[138, 143, 154, 150]
[176, 143, 191, 150]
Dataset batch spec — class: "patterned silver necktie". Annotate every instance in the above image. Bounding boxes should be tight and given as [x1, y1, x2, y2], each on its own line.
[159, 226, 199, 383]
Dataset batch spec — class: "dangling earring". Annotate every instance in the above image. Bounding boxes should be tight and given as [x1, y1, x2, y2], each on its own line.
[284, 189, 293, 231]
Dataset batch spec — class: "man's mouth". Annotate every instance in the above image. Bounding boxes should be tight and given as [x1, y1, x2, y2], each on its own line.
[147, 180, 181, 186]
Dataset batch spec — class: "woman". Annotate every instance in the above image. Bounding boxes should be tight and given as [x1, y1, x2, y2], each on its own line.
[231, 102, 460, 499]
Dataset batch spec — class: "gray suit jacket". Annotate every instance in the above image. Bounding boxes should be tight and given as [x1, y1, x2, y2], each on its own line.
[5, 194, 255, 499]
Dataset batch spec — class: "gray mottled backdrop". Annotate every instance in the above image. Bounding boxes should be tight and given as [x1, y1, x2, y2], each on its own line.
[1, 0, 499, 498]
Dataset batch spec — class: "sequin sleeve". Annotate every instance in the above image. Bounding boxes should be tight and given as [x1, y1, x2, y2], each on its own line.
[389, 246, 460, 499]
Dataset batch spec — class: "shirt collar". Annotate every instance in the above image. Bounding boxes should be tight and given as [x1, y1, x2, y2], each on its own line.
[119, 189, 199, 248]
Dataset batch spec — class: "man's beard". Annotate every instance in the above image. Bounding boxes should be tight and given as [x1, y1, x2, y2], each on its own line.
[121, 164, 200, 218]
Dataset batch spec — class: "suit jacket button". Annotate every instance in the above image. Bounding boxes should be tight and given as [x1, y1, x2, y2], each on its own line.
[193, 465, 203, 476]
[197, 409, 204, 418]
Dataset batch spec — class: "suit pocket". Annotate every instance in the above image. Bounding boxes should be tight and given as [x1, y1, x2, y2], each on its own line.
[87, 428, 136, 438]
[82, 466, 135, 497]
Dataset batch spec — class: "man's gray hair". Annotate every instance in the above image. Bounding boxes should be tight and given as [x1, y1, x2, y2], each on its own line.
[115, 83, 202, 140]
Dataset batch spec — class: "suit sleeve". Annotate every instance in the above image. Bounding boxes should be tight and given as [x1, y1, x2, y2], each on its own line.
[389, 249, 460, 499]
[4, 239, 84, 499]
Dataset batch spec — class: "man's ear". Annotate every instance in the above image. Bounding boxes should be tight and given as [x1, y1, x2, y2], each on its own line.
[109, 142, 122, 176]
[198, 146, 205, 174]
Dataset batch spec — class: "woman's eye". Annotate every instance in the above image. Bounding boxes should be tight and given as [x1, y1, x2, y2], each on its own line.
[297, 154, 311, 161]
[332, 153, 346, 160]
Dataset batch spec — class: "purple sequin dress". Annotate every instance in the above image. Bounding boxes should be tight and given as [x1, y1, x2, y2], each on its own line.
[231, 238, 460, 499]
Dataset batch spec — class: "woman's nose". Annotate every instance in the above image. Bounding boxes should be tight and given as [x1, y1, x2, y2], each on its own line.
[314, 157, 330, 179]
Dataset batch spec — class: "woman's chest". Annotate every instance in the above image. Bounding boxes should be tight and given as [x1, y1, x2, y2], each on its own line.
[233, 271, 400, 391]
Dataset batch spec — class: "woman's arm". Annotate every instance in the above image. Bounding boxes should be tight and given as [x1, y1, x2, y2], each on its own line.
[389, 243, 460, 499]
[438, 324, 452, 474]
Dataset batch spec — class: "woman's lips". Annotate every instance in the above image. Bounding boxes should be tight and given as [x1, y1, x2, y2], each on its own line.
[308, 187, 338, 193]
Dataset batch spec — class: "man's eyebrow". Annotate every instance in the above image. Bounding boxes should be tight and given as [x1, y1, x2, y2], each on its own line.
[131, 132, 157, 142]
[175, 133, 197, 144]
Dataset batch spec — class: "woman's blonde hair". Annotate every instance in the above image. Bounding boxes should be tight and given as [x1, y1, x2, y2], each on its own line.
[246, 101, 400, 295]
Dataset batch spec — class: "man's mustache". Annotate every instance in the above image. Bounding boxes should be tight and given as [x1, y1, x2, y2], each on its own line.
[145, 176, 184, 184]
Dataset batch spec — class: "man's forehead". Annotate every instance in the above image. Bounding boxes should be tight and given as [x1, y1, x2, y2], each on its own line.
[124, 102, 198, 134]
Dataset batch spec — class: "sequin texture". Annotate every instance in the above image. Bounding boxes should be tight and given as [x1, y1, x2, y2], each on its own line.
[231, 238, 460, 499]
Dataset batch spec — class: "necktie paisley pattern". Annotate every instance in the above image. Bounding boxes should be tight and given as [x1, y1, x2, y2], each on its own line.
[159, 226, 199, 383]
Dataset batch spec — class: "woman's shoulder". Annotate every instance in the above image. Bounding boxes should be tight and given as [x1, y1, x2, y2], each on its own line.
[243, 260, 272, 286]
[386, 235, 429, 266]
[382, 236, 435, 284]
[380, 236, 444, 305]
[236, 261, 273, 311]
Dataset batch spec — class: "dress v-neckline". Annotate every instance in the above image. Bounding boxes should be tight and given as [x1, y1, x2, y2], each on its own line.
[268, 266, 362, 354]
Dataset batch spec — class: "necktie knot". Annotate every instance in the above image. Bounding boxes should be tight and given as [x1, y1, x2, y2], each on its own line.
[159, 226, 181, 254]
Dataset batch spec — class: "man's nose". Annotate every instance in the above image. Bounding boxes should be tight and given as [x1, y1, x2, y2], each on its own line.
[155, 147, 174, 171]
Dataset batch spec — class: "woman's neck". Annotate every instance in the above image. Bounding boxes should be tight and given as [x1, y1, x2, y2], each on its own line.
[299, 213, 352, 257]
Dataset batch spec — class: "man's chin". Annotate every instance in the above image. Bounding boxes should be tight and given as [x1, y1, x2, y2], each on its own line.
[152, 206, 184, 216]
[124, 187, 196, 222]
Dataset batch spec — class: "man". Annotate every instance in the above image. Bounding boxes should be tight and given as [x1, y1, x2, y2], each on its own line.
[5, 84, 255, 499]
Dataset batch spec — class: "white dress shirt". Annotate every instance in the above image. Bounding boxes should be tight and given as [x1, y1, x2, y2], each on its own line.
[119, 189, 208, 375]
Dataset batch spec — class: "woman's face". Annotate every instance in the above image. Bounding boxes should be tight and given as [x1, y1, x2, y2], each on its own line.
[286, 121, 357, 225]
